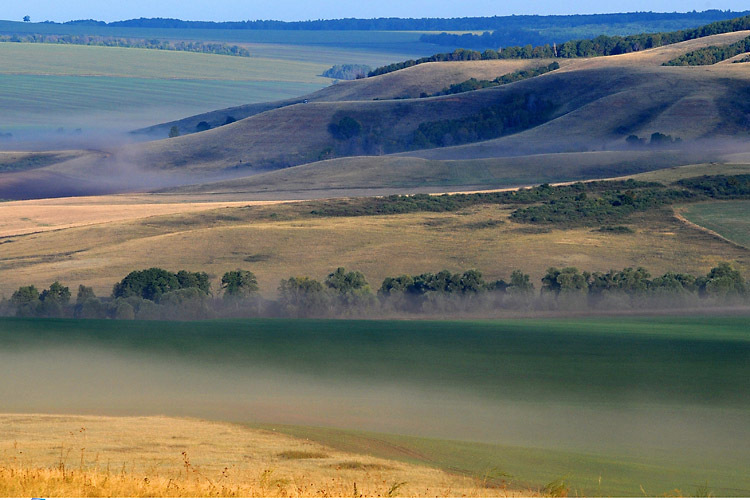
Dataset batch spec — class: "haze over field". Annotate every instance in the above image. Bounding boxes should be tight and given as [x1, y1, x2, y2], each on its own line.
[1, 8, 750, 497]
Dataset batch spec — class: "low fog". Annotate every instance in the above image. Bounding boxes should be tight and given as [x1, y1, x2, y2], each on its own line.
[2, 344, 747, 462]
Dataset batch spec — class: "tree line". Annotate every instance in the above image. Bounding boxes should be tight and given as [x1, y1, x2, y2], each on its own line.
[55, 11, 748, 33]
[1, 262, 747, 320]
[664, 35, 750, 65]
[370, 14, 750, 76]
[0, 33, 251, 57]
[426, 62, 560, 97]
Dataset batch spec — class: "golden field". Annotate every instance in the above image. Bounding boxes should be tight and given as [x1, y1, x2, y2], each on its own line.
[0, 414, 536, 497]
[0, 188, 747, 298]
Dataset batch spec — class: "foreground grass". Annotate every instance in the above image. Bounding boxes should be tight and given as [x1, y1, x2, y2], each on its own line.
[0, 415, 530, 498]
[680, 200, 750, 248]
[1, 316, 749, 496]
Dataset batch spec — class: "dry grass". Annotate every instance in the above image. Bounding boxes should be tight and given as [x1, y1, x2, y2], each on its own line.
[0, 196, 747, 297]
[0, 414, 537, 497]
[0, 195, 294, 238]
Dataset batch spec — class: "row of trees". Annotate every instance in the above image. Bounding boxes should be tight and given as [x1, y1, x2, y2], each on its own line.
[0, 33, 251, 57]
[370, 15, 750, 76]
[625, 132, 682, 147]
[76, 12, 747, 32]
[2, 263, 748, 320]
[428, 62, 560, 97]
[664, 35, 750, 65]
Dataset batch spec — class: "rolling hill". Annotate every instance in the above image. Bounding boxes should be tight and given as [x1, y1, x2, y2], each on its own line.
[1, 29, 750, 200]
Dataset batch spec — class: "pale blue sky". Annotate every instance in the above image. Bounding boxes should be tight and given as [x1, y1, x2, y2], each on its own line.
[3, 0, 747, 23]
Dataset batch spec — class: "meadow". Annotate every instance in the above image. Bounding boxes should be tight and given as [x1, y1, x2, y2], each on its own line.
[0, 414, 515, 497]
[680, 200, 750, 248]
[0, 43, 332, 138]
[1, 191, 748, 297]
[1, 316, 748, 496]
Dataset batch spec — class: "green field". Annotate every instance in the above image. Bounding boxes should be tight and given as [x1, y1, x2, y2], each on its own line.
[0, 37, 438, 138]
[1, 316, 748, 496]
[0, 74, 322, 132]
[0, 43, 330, 81]
[681, 200, 750, 248]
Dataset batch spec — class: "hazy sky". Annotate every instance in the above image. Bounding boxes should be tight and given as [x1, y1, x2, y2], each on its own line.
[4, 0, 748, 23]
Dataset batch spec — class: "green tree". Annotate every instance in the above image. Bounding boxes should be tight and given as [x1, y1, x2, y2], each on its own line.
[11, 285, 40, 317]
[278, 276, 329, 317]
[697, 262, 747, 297]
[221, 270, 259, 297]
[329, 117, 362, 140]
[112, 268, 181, 302]
[542, 267, 588, 294]
[23, 15, 30, 22]
[40, 281, 71, 304]
[508, 270, 534, 294]
[325, 267, 373, 308]
[176, 270, 211, 295]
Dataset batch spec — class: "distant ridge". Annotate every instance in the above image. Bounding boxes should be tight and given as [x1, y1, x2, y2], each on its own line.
[25, 10, 750, 32]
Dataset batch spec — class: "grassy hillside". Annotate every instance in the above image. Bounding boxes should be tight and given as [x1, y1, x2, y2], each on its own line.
[4, 31, 750, 197]
[135, 59, 565, 137]
[2, 316, 749, 496]
[0, 190, 747, 297]
[126, 33, 750, 175]
[166, 150, 716, 197]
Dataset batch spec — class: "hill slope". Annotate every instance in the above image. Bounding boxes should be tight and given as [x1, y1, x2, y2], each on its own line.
[2, 31, 750, 199]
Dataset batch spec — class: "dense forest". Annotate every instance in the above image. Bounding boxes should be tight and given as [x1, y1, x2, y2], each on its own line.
[370, 14, 750, 76]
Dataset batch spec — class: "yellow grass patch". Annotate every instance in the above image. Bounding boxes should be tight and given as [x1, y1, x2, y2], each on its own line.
[0, 414, 535, 497]
[0, 194, 294, 238]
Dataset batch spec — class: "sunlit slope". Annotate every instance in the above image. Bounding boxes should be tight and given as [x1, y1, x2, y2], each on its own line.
[0, 193, 747, 297]
[4, 31, 750, 199]
[165, 150, 715, 197]
[135, 58, 565, 137]
[131, 32, 750, 173]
